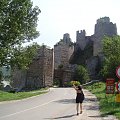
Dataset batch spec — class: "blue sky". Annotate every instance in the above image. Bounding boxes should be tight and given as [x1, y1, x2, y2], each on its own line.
[31, 0, 120, 48]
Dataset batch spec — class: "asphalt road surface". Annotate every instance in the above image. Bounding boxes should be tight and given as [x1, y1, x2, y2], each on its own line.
[0, 88, 118, 120]
[0, 88, 81, 120]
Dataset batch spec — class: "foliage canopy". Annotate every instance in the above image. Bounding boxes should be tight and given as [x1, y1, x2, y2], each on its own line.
[100, 36, 120, 81]
[74, 65, 90, 84]
[0, 0, 41, 68]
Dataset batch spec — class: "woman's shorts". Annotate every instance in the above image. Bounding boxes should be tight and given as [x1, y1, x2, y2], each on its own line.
[76, 98, 83, 103]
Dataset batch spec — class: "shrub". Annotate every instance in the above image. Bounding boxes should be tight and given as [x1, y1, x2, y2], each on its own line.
[70, 81, 81, 86]
[53, 79, 60, 86]
[74, 65, 90, 84]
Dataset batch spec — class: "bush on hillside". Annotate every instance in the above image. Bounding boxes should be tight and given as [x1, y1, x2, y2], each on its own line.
[73, 65, 90, 84]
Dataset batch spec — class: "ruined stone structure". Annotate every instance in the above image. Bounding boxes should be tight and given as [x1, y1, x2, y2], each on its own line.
[12, 16, 118, 89]
[76, 30, 88, 50]
[70, 17, 117, 79]
[12, 46, 54, 90]
[76, 17, 117, 56]
[93, 17, 117, 56]
[54, 33, 74, 69]
[54, 33, 75, 86]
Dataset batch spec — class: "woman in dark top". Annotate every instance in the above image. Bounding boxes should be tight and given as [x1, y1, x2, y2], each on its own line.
[73, 84, 84, 115]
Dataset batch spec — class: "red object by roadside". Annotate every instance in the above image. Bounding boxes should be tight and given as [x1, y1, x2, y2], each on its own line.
[106, 78, 115, 94]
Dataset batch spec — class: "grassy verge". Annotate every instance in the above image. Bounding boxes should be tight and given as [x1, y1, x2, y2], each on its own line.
[0, 88, 48, 102]
[84, 82, 120, 120]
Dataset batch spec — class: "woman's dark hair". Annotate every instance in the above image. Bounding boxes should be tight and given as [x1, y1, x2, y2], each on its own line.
[78, 86, 82, 90]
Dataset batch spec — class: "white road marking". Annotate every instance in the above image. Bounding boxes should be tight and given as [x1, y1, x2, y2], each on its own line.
[0, 98, 59, 119]
[0, 89, 68, 119]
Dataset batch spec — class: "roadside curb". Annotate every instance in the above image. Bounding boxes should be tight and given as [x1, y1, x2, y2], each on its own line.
[0, 88, 50, 105]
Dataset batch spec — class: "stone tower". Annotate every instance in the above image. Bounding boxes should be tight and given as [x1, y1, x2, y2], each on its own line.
[93, 17, 117, 56]
[76, 30, 89, 50]
[54, 33, 74, 69]
[63, 33, 71, 44]
[70, 16, 117, 79]
[54, 33, 74, 86]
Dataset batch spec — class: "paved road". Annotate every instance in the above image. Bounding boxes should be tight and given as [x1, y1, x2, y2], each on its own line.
[0, 88, 118, 120]
[0, 88, 81, 120]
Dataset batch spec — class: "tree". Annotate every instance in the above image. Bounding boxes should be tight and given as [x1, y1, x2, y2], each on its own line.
[10, 42, 40, 70]
[0, 0, 41, 67]
[100, 36, 120, 81]
[74, 65, 90, 84]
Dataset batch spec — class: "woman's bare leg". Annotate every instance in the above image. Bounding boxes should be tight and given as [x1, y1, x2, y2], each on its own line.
[76, 103, 79, 115]
[80, 103, 82, 114]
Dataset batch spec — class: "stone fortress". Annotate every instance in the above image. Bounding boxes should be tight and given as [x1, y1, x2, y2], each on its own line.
[76, 16, 117, 56]
[54, 16, 117, 83]
[12, 16, 117, 90]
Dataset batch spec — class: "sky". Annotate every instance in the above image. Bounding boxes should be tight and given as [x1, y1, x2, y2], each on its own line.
[31, 0, 120, 48]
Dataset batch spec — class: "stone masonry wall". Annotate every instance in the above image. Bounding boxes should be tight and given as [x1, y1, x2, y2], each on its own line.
[43, 47, 54, 86]
[12, 46, 53, 90]
[54, 44, 73, 69]
[12, 68, 26, 90]
[26, 46, 53, 89]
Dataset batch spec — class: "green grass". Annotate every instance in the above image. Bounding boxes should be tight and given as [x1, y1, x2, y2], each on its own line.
[0, 88, 48, 102]
[85, 82, 120, 120]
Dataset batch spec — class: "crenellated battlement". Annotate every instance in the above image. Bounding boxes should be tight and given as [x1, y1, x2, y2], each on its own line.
[76, 30, 89, 50]
[75, 17, 117, 55]
[76, 30, 86, 40]
[97, 16, 110, 23]
[93, 17, 117, 55]
[94, 17, 117, 38]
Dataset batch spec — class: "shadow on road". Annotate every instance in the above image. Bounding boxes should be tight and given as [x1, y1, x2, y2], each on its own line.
[44, 114, 76, 119]
[88, 115, 102, 118]
[84, 97, 97, 102]
[54, 99, 75, 104]
[86, 105, 99, 110]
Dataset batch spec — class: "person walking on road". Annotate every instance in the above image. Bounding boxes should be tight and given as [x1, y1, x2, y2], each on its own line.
[73, 84, 84, 115]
